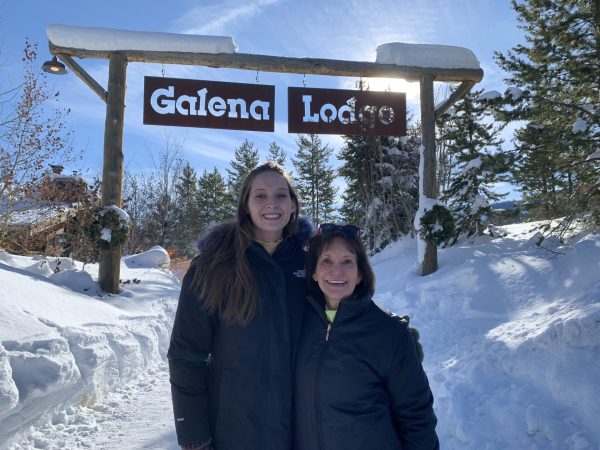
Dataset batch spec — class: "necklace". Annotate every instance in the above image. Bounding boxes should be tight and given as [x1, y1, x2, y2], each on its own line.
[255, 237, 283, 254]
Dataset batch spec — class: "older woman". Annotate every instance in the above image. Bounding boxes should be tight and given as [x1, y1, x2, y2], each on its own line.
[294, 223, 439, 450]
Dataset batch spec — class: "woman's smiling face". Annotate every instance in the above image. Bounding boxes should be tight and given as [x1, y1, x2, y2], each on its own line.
[313, 237, 362, 310]
[246, 171, 296, 242]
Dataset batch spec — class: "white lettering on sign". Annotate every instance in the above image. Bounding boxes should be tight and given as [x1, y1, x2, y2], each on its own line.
[150, 86, 271, 120]
[301, 95, 394, 129]
[151, 86, 176, 114]
[227, 98, 250, 119]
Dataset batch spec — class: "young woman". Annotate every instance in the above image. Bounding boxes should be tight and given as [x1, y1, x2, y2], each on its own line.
[295, 224, 439, 450]
[168, 162, 311, 450]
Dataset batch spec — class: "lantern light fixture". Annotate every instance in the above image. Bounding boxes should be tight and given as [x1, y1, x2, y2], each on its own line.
[42, 56, 67, 75]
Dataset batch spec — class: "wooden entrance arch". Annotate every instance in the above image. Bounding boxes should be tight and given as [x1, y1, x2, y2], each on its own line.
[47, 25, 483, 293]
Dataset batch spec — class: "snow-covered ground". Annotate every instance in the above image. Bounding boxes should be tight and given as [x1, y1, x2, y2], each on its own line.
[0, 223, 598, 449]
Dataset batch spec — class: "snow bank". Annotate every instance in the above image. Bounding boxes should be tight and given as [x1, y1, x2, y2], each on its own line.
[123, 245, 171, 269]
[376, 42, 480, 69]
[0, 248, 180, 445]
[47, 24, 238, 54]
[372, 223, 600, 449]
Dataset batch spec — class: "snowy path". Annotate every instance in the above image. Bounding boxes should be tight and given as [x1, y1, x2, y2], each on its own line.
[8, 363, 179, 449]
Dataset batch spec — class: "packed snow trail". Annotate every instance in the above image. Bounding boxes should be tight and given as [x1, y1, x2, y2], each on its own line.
[7, 362, 178, 449]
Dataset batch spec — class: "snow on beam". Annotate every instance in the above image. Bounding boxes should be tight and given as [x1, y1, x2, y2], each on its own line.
[46, 24, 238, 54]
[376, 42, 481, 70]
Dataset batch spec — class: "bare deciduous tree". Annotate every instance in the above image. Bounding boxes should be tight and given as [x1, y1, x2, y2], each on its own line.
[0, 39, 77, 250]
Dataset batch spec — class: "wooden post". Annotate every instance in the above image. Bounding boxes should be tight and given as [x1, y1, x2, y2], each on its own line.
[98, 52, 127, 293]
[419, 73, 438, 276]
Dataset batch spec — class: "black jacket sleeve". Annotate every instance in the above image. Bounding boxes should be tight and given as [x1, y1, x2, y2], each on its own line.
[385, 323, 440, 450]
[167, 263, 214, 446]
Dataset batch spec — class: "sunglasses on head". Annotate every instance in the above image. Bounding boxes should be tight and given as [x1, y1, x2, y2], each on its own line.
[317, 223, 361, 237]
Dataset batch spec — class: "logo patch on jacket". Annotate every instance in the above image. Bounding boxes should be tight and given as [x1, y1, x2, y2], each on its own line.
[293, 269, 305, 278]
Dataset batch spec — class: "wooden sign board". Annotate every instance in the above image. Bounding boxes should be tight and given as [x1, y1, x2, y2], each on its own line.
[143, 77, 275, 132]
[288, 87, 406, 136]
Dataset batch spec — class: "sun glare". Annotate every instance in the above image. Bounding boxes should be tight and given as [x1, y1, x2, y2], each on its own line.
[339, 77, 421, 108]
[368, 78, 421, 103]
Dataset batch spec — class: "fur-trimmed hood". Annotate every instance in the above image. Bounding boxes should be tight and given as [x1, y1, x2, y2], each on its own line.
[196, 216, 314, 256]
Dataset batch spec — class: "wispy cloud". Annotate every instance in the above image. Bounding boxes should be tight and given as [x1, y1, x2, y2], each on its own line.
[175, 0, 283, 36]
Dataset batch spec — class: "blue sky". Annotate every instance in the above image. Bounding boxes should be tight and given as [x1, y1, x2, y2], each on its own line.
[1, 0, 523, 196]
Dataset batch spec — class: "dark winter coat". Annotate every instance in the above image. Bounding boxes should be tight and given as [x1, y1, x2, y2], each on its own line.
[294, 291, 439, 450]
[168, 219, 312, 450]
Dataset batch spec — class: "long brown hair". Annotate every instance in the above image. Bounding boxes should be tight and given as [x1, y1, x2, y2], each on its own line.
[191, 162, 300, 325]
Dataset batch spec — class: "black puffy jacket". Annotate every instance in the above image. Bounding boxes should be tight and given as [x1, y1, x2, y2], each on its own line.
[168, 220, 311, 449]
[294, 292, 439, 450]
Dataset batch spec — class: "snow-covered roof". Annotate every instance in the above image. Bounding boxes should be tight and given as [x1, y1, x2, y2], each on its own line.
[376, 42, 480, 70]
[46, 24, 238, 54]
[5, 204, 71, 227]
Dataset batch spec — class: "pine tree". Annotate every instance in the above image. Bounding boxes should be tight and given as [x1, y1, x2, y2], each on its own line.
[511, 123, 575, 219]
[493, 0, 600, 227]
[291, 134, 337, 225]
[339, 132, 419, 253]
[337, 79, 420, 253]
[197, 167, 230, 231]
[266, 141, 288, 168]
[438, 89, 510, 241]
[172, 162, 200, 255]
[226, 139, 259, 209]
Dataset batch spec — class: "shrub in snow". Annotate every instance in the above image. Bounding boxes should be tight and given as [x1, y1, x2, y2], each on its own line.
[24, 258, 54, 277]
[528, 232, 545, 247]
[122, 245, 171, 269]
[50, 269, 97, 293]
[82, 205, 129, 251]
[47, 257, 78, 273]
[488, 225, 508, 238]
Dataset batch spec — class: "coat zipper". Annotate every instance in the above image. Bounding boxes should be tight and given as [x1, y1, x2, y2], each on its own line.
[314, 318, 331, 450]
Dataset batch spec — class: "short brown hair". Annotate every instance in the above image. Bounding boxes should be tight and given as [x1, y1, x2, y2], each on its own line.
[305, 229, 375, 299]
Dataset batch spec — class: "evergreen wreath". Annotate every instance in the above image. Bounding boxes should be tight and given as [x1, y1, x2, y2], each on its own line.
[419, 204, 455, 246]
[82, 206, 129, 251]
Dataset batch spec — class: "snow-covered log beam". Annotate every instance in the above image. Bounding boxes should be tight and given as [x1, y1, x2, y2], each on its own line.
[49, 43, 483, 83]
